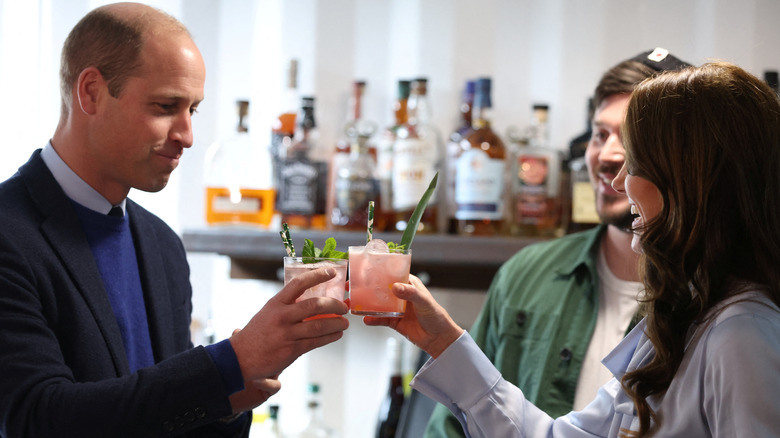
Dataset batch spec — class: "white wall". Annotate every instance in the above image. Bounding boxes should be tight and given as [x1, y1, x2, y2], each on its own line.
[2, 0, 780, 436]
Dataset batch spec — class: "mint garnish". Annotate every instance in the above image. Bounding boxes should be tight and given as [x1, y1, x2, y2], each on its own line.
[302, 237, 348, 263]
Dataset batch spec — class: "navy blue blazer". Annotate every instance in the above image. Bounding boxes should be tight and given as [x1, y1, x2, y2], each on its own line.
[0, 151, 247, 437]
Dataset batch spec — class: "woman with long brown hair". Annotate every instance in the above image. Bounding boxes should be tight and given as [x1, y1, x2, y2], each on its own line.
[364, 61, 780, 437]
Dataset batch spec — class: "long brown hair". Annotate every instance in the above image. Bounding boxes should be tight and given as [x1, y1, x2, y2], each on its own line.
[620, 62, 780, 435]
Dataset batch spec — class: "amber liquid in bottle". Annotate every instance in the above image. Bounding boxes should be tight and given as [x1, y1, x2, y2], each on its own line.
[455, 78, 506, 236]
[205, 100, 276, 227]
[376, 79, 410, 233]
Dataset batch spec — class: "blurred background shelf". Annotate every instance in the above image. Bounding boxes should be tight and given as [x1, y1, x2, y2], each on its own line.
[182, 228, 545, 290]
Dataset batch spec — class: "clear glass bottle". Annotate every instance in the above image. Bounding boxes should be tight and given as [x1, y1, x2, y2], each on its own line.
[297, 383, 334, 438]
[455, 77, 506, 236]
[327, 80, 381, 229]
[204, 100, 276, 227]
[391, 78, 440, 233]
[375, 337, 405, 438]
[271, 59, 299, 196]
[376, 79, 411, 233]
[509, 104, 565, 237]
[277, 96, 327, 230]
[250, 404, 282, 438]
[330, 119, 382, 231]
[445, 80, 475, 234]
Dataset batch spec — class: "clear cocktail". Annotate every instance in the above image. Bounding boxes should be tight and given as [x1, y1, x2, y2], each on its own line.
[348, 240, 412, 317]
[283, 257, 348, 319]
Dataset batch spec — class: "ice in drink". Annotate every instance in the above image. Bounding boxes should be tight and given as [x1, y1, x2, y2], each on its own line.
[348, 240, 412, 317]
[283, 257, 348, 319]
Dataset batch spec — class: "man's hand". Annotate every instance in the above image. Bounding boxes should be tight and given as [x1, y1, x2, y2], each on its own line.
[230, 268, 349, 381]
[228, 376, 281, 414]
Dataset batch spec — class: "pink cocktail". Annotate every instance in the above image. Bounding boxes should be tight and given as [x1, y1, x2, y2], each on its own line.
[284, 257, 348, 319]
[348, 241, 411, 317]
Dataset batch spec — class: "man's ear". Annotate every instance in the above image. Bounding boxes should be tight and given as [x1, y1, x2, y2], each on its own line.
[75, 67, 104, 115]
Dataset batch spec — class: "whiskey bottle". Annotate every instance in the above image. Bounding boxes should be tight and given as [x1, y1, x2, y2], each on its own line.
[204, 100, 275, 227]
[376, 79, 411, 233]
[327, 80, 378, 228]
[567, 98, 599, 233]
[330, 118, 382, 231]
[509, 104, 565, 237]
[455, 77, 506, 236]
[375, 337, 405, 438]
[445, 79, 475, 234]
[277, 97, 328, 229]
[391, 78, 440, 233]
[296, 383, 334, 438]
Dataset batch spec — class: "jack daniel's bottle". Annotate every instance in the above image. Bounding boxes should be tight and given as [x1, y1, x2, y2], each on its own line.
[277, 97, 328, 229]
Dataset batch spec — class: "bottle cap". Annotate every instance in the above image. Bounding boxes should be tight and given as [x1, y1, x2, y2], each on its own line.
[474, 77, 492, 109]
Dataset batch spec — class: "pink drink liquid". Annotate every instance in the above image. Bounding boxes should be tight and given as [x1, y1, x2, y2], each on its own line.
[348, 246, 411, 317]
[284, 258, 348, 320]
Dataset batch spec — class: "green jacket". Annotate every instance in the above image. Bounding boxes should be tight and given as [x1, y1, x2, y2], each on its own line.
[424, 225, 609, 437]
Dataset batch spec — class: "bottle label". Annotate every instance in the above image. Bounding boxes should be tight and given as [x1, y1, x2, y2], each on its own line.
[572, 181, 599, 223]
[335, 175, 379, 217]
[513, 151, 562, 227]
[277, 159, 320, 215]
[391, 137, 438, 211]
[454, 149, 505, 220]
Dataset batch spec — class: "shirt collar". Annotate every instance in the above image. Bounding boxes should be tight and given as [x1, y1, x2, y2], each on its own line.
[556, 224, 607, 278]
[40, 141, 126, 216]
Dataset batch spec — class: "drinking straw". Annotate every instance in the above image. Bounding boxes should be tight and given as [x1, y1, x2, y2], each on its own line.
[279, 230, 292, 257]
[366, 201, 374, 243]
[282, 223, 296, 257]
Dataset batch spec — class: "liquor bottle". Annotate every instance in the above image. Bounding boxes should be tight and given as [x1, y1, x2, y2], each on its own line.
[445, 80, 475, 234]
[297, 383, 334, 438]
[330, 118, 383, 231]
[271, 59, 299, 196]
[249, 404, 282, 438]
[391, 78, 440, 233]
[765, 70, 779, 96]
[567, 98, 599, 233]
[277, 97, 328, 229]
[376, 79, 411, 232]
[509, 104, 565, 237]
[204, 100, 276, 226]
[376, 337, 405, 438]
[454, 77, 507, 236]
[267, 405, 282, 438]
[327, 80, 378, 228]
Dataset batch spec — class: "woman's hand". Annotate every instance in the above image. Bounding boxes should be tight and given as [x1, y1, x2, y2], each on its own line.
[362, 275, 464, 358]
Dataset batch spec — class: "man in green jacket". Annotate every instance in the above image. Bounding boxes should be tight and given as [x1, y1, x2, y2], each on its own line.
[424, 48, 692, 436]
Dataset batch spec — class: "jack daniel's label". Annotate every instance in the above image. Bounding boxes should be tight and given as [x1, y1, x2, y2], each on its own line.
[277, 159, 321, 215]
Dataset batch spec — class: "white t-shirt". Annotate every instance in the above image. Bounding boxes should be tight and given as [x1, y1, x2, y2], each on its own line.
[573, 245, 641, 411]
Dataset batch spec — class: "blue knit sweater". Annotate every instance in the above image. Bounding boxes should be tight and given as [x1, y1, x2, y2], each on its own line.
[72, 202, 154, 372]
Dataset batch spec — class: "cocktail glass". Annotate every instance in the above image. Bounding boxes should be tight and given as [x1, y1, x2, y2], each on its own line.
[348, 240, 412, 317]
[283, 257, 348, 320]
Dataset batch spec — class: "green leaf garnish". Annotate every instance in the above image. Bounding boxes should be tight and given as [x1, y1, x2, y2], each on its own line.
[386, 242, 406, 251]
[302, 237, 348, 263]
[399, 172, 438, 250]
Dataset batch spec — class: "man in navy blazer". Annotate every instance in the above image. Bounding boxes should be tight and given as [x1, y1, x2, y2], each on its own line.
[0, 3, 349, 437]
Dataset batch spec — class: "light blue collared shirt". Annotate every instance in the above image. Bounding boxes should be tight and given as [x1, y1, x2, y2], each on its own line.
[40, 141, 126, 216]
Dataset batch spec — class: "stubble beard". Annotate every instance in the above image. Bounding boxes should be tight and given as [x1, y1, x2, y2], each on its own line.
[597, 194, 634, 232]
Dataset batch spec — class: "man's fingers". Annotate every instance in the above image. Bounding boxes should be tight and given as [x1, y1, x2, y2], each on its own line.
[277, 268, 337, 304]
